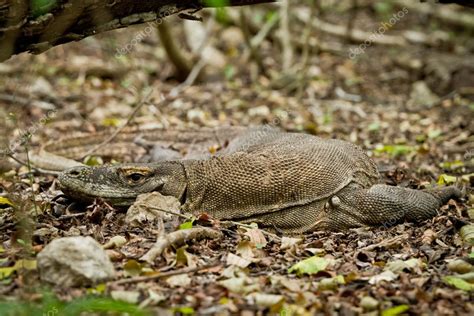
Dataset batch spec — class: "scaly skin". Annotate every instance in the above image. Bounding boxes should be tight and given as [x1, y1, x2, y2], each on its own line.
[59, 130, 462, 233]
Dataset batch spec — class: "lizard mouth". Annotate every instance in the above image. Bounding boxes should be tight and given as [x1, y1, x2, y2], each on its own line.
[59, 184, 137, 206]
[58, 169, 137, 206]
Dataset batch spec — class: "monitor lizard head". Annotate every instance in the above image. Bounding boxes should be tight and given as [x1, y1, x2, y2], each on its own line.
[58, 162, 187, 206]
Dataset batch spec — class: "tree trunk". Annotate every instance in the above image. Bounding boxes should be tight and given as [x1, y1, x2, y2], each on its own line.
[0, 0, 277, 62]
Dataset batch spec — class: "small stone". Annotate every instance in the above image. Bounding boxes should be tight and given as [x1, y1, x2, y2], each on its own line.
[360, 296, 379, 311]
[103, 236, 127, 249]
[187, 109, 207, 124]
[248, 105, 270, 118]
[408, 81, 439, 109]
[111, 290, 141, 304]
[221, 27, 245, 49]
[29, 77, 54, 97]
[37, 236, 116, 287]
[447, 259, 474, 274]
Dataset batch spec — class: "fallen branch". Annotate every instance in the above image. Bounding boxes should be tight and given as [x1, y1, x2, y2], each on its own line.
[295, 9, 456, 48]
[360, 234, 408, 252]
[0, 0, 278, 62]
[140, 227, 223, 264]
[395, 0, 474, 29]
[108, 261, 222, 286]
[80, 89, 153, 159]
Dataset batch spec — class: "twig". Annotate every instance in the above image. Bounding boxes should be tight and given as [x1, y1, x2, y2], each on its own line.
[157, 20, 193, 82]
[346, 0, 359, 43]
[80, 89, 153, 159]
[395, 0, 474, 29]
[138, 204, 191, 220]
[108, 261, 222, 286]
[250, 12, 279, 48]
[0, 93, 56, 110]
[279, 0, 293, 72]
[297, 0, 318, 99]
[240, 7, 266, 76]
[169, 10, 215, 97]
[169, 59, 207, 98]
[140, 204, 281, 241]
[294, 11, 407, 46]
[222, 220, 281, 241]
[57, 213, 86, 220]
[360, 234, 408, 252]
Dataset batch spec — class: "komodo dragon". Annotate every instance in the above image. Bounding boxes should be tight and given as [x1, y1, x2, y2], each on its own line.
[58, 128, 461, 234]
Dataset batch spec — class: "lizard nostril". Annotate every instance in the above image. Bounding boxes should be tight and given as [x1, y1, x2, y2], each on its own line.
[68, 169, 81, 177]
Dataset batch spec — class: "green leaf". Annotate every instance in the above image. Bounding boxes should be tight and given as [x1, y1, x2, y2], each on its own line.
[173, 306, 195, 315]
[31, 0, 58, 17]
[203, 0, 230, 7]
[374, 144, 416, 157]
[179, 218, 195, 230]
[123, 260, 143, 277]
[0, 267, 15, 280]
[101, 117, 122, 127]
[368, 122, 381, 132]
[0, 197, 13, 207]
[439, 160, 465, 170]
[469, 252, 474, 259]
[288, 256, 332, 276]
[374, 2, 394, 15]
[83, 155, 103, 166]
[381, 305, 410, 316]
[318, 275, 345, 290]
[428, 129, 442, 139]
[437, 174, 457, 185]
[224, 65, 236, 80]
[443, 276, 474, 291]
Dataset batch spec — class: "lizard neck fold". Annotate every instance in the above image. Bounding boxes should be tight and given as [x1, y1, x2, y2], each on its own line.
[159, 161, 187, 202]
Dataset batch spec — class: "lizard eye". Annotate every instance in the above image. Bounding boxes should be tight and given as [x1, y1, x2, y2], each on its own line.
[127, 173, 146, 182]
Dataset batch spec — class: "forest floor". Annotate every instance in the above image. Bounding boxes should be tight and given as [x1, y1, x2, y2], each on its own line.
[0, 1, 473, 315]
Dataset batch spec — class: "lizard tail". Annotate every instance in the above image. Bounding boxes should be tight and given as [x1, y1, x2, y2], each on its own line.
[334, 184, 462, 229]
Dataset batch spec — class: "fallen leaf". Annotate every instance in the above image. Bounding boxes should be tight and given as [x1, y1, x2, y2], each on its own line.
[179, 219, 195, 230]
[385, 258, 424, 273]
[318, 275, 345, 291]
[246, 293, 284, 308]
[123, 259, 143, 277]
[166, 274, 191, 287]
[244, 228, 267, 248]
[219, 276, 258, 294]
[288, 256, 332, 276]
[0, 197, 13, 206]
[437, 174, 457, 185]
[369, 270, 398, 284]
[236, 240, 255, 260]
[172, 306, 195, 315]
[447, 259, 473, 274]
[103, 236, 127, 249]
[460, 225, 474, 245]
[443, 276, 474, 291]
[280, 237, 303, 250]
[421, 229, 437, 244]
[381, 305, 410, 316]
[110, 290, 141, 304]
[226, 253, 252, 268]
[176, 247, 197, 268]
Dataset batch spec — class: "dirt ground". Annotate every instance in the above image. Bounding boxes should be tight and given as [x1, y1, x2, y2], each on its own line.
[0, 1, 473, 315]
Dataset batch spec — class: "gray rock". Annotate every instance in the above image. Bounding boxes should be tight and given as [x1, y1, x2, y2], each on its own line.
[37, 236, 115, 287]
